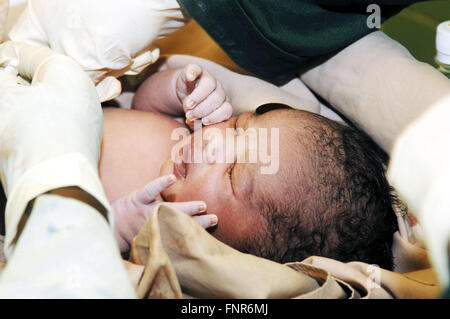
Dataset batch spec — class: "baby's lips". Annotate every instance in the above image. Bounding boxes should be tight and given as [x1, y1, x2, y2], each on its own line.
[173, 159, 187, 180]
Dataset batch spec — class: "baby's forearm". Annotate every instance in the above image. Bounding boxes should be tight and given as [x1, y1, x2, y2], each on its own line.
[132, 68, 184, 117]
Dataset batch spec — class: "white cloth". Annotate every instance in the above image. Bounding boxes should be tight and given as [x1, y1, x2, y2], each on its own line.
[0, 195, 135, 298]
[0, 41, 111, 257]
[388, 94, 450, 289]
[8, 0, 188, 102]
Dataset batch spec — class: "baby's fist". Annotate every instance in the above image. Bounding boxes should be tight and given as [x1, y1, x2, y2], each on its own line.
[176, 64, 233, 128]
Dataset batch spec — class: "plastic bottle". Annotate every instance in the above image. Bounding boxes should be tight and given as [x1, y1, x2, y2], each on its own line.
[435, 20, 450, 79]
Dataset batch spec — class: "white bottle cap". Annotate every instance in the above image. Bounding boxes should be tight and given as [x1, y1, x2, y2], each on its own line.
[436, 21, 450, 65]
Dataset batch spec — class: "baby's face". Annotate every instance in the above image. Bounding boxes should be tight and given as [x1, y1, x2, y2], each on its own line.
[160, 110, 293, 249]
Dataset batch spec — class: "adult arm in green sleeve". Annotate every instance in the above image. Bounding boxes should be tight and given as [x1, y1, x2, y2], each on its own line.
[178, 0, 430, 83]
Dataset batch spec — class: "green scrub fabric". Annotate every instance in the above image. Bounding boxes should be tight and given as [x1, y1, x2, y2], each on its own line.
[179, 0, 430, 83]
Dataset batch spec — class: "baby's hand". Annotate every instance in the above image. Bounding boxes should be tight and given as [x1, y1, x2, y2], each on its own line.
[176, 64, 233, 129]
[112, 175, 218, 253]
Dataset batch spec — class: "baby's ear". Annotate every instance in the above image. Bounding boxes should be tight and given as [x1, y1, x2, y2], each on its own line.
[255, 103, 292, 115]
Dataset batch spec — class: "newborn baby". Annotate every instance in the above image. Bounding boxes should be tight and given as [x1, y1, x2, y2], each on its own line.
[100, 64, 397, 270]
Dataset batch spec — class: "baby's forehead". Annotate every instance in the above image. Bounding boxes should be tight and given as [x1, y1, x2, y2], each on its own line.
[247, 110, 316, 150]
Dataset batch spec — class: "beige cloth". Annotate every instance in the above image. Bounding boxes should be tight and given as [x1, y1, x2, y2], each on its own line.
[130, 204, 322, 299]
[301, 256, 441, 299]
[0, 186, 434, 299]
[129, 204, 440, 299]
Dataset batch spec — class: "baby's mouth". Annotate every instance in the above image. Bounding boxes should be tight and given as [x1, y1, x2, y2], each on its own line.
[173, 137, 195, 180]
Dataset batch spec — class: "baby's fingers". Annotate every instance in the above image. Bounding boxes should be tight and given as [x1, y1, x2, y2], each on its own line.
[193, 214, 219, 229]
[135, 175, 176, 204]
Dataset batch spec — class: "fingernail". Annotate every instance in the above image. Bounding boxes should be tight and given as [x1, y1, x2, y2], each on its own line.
[202, 118, 211, 126]
[210, 215, 218, 226]
[167, 175, 176, 183]
[199, 203, 207, 213]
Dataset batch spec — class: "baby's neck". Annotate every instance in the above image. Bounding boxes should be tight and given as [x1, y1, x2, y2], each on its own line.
[99, 107, 186, 202]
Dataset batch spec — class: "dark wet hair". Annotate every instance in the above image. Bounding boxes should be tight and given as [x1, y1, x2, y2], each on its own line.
[241, 108, 397, 270]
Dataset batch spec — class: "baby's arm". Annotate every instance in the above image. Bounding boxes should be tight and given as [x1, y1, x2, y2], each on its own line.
[132, 64, 233, 128]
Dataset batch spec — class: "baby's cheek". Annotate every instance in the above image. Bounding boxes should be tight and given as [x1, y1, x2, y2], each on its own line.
[170, 178, 257, 251]
[175, 181, 216, 203]
[161, 179, 186, 202]
[209, 206, 247, 249]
